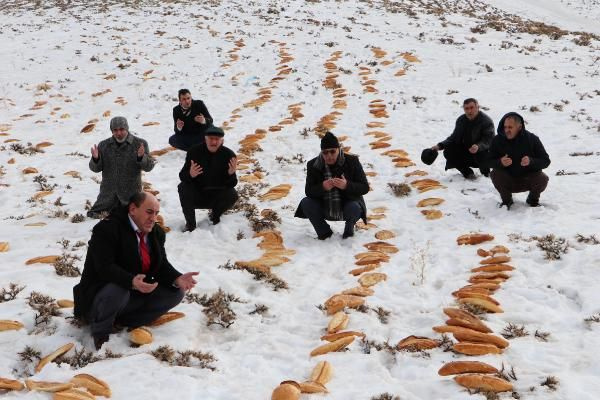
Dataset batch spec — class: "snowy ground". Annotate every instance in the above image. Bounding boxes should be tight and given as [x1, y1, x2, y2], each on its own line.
[1, 0, 599, 399]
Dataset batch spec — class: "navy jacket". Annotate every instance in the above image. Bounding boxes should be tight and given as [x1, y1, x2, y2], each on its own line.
[488, 112, 550, 177]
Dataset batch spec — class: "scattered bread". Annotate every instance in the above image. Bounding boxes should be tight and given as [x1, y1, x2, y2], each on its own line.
[358, 272, 387, 287]
[0, 377, 24, 391]
[0, 242, 9, 252]
[452, 292, 499, 305]
[443, 308, 492, 333]
[25, 380, 74, 392]
[149, 311, 185, 327]
[327, 312, 349, 334]
[470, 272, 510, 281]
[438, 361, 499, 376]
[458, 298, 504, 313]
[453, 342, 502, 355]
[26, 255, 60, 265]
[320, 331, 365, 342]
[130, 327, 153, 345]
[490, 245, 510, 254]
[53, 388, 96, 400]
[35, 343, 75, 373]
[70, 374, 111, 397]
[421, 209, 443, 220]
[349, 264, 380, 276]
[456, 233, 494, 245]
[480, 255, 511, 265]
[471, 264, 515, 273]
[57, 299, 75, 308]
[341, 286, 374, 297]
[324, 294, 365, 315]
[453, 330, 509, 349]
[416, 198, 444, 207]
[396, 336, 439, 351]
[271, 382, 301, 400]
[363, 241, 398, 253]
[452, 287, 490, 296]
[310, 361, 333, 385]
[355, 253, 389, 266]
[0, 320, 24, 331]
[299, 381, 328, 394]
[477, 248, 491, 257]
[454, 374, 513, 392]
[374, 230, 395, 240]
[310, 336, 354, 357]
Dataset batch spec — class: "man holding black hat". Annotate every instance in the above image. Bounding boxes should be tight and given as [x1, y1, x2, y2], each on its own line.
[427, 98, 494, 179]
[294, 132, 369, 240]
[177, 126, 238, 231]
[88, 116, 156, 218]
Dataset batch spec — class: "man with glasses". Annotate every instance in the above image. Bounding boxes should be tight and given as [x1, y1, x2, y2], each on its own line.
[177, 126, 238, 231]
[295, 132, 369, 240]
[428, 98, 494, 179]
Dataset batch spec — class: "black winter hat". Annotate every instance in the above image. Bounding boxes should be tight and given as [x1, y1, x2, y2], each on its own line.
[320, 131, 339, 150]
[421, 148, 438, 165]
[204, 125, 225, 137]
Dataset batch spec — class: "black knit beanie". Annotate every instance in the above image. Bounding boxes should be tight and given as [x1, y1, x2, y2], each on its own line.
[320, 132, 339, 150]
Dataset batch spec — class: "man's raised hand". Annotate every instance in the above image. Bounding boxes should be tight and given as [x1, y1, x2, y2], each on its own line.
[189, 160, 203, 178]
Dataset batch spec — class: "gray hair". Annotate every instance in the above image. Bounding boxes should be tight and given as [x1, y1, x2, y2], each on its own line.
[110, 116, 129, 132]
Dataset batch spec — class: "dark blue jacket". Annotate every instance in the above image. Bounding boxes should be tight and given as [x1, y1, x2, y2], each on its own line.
[488, 112, 550, 177]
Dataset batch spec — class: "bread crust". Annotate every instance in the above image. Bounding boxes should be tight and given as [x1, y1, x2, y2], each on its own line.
[438, 361, 498, 376]
[454, 374, 513, 392]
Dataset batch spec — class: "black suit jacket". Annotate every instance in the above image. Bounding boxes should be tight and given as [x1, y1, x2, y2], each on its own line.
[172, 99, 213, 136]
[73, 207, 181, 320]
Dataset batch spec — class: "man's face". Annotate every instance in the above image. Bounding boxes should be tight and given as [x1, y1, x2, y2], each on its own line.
[129, 195, 160, 234]
[112, 127, 128, 142]
[504, 119, 522, 140]
[205, 135, 224, 153]
[322, 148, 339, 165]
[179, 93, 192, 109]
[463, 101, 479, 120]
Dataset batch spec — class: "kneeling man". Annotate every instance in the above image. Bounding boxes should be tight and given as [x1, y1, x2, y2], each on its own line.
[74, 192, 198, 350]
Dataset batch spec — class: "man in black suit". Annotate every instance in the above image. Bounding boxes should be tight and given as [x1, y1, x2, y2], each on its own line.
[178, 126, 238, 231]
[429, 98, 495, 179]
[294, 132, 369, 240]
[169, 88, 214, 151]
[74, 192, 198, 350]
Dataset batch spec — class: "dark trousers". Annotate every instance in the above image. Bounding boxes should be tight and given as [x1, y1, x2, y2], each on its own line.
[443, 144, 490, 176]
[178, 182, 238, 225]
[490, 169, 549, 203]
[169, 133, 204, 152]
[89, 283, 184, 336]
[299, 197, 362, 237]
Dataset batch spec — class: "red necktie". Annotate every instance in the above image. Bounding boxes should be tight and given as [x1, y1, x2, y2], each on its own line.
[137, 232, 151, 273]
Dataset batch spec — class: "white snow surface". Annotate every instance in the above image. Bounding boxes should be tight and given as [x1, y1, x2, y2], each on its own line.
[1, 0, 600, 399]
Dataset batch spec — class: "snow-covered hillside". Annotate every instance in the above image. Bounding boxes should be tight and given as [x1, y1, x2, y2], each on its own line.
[1, 0, 599, 399]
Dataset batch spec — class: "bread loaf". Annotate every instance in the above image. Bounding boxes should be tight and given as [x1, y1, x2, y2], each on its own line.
[458, 297, 504, 313]
[53, 388, 96, 400]
[0, 377, 24, 391]
[341, 286, 374, 297]
[453, 330, 509, 349]
[456, 233, 494, 245]
[149, 311, 185, 327]
[129, 327, 153, 345]
[471, 264, 514, 273]
[70, 374, 111, 397]
[310, 360, 333, 385]
[0, 320, 24, 331]
[299, 381, 328, 394]
[453, 342, 502, 355]
[396, 336, 439, 351]
[35, 343, 74, 373]
[358, 272, 387, 287]
[320, 331, 365, 342]
[480, 255, 511, 265]
[25, 380, 73, 392]
[349, 264, 380, 276]
[454, 374, 513, 392]
[438, 361, 498, 376]
[310, 336, 354, 357]
[327, 312, 349, 334]
[271, 382, 301, 400]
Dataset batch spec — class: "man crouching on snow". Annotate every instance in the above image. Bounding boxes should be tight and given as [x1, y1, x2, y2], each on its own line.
[73, 192, 198, 350]
[294, 131, 369, 240]
[488, 112, 550, 209]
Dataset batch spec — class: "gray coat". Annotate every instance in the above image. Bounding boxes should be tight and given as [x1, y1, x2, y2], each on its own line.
[89, 133, 155, 213]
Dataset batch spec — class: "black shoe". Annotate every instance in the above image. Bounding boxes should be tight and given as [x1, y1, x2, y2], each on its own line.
[499, 199, 514, 210]
[93, 334, 109, 351]
[460, 167, 475, 179]
[342, 225, 355, 239]
[526, 196, 540, 207]
[183, 222, 196, 232]
[210, 214, 221, 225]
[318, 230, 333, 240]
